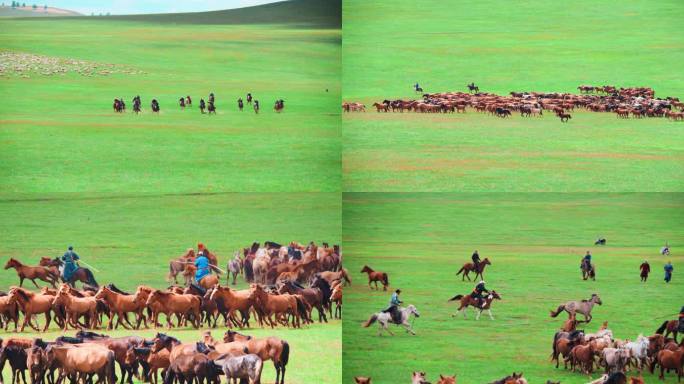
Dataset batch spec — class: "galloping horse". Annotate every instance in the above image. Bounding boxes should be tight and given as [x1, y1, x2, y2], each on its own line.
[64, 266, 99, 288]
[550, 293, 602, 323]
[656, 319, 680, 342]
[467, 83, 479, 93]
[4, 258, 58, 288]
[455, 257, 491, 281]
[448, 290, 502, 320]
[360, 265, 389, 291]
[363, 304, 420, 336]
[581, 259, 596, 281]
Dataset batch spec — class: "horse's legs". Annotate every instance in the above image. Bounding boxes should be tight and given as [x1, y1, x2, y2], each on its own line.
[475, 310, 481, 320]
[488, 309, 494, 320]
[19, 276, 25, 287]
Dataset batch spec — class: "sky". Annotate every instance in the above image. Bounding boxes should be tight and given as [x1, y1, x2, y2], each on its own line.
[29, 0, 281, 15]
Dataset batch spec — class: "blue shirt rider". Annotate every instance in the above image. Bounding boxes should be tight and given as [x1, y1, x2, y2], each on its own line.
[62, 246, 80, 282]
[414, 83, 420, 91]
[582, 251, 592, 269]
[382, 289, 403, 322]
[664, 261, 674, 283]
[195, 251, 211, 283]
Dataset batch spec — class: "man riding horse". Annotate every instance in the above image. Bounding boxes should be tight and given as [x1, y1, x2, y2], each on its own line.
[581, 251, 592, 270]
[471, 280, 489, 309]
[471, 250, 481, 273]
[61, 245, 80, 282]
[382, 289, 403, 323]
[194, 250, 211, 284]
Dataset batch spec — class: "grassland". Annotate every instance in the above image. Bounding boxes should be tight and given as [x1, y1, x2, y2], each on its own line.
[0, 192, 341, 384]
[342, 0, 684, 191]
[342, 193, 684, 383]
[0, 0, 341, 193]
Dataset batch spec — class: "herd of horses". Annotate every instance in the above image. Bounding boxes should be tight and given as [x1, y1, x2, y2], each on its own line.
[111, 93, 284, 115]
[344, 84, 684, 122]
[0, 329, 290, 384]
[549, 294, 683, 382]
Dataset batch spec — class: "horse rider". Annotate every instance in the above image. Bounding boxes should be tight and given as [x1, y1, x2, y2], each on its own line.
[581, 251, 592, 270]
[186, 95, 192, 105]
[209, 93, 215, 104]
[199, 98, 206, 114]
[382, 289, 403, 323]
[471, 280, 489, 309]
[194, 250, 211, 283]
[414, 82, 420, 91]
[639, 260, 650, 282]
[179, 97, 185, 108]
[254, 100, 260, 113]
[664, 261, 674, 283]
[238, 98, 244, 111]
[247, 93, 253, 104]
[661, 243, 670, 255]
[471, 250, 481, 272]
[61, 245, 80, 283]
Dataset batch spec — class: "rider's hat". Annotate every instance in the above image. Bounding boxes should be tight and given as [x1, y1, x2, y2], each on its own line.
[479, 280, 485, 284]
[395, 289, 401, 294]
[68, 245, 73, 250]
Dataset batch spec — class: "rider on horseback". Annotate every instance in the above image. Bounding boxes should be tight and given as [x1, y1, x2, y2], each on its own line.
[471, 280, 489, 309]
[61, 245, 80, 282]
[414, 82, 420, 92]
[471, 250, 481, 272]
[581, 251, 592, 270]
[194, 250, 211, 283]
[382, 289, 403, 323]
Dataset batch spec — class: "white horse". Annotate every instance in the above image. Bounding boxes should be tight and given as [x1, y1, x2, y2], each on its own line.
[363, 304, 420, 336]
[625, 334, 649, 370]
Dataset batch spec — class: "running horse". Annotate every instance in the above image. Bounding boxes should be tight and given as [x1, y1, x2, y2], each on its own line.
[362, 304, 420, 336]
[360, 265, 389, 291]
[581, 259, 596, 281]
[448, 290, 502, 320]
[467, 83, 479, 93]
[455, 257, 491, 281]
[4, 258, 58, 288]
[550, 293, 602, 323]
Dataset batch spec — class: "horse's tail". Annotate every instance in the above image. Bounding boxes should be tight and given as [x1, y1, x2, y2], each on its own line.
[106, 352, 116, 384]
[656, 320, 669, 335]
[84, 269, 98, 288]
[295, 297, 308, 323]
[280, 341, 290, 367]
[363, 314, 378, 328]
[456, 266, 465, 276]
[448, 294, 463, 302]
[382, 273, 389, 286]
[550, 305, 565, 318]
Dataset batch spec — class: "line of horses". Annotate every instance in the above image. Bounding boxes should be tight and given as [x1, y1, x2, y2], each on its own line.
[355, 371, 543, 384]
[343, 84, 684, 122]
[0, 329, 289, 384]
[111, 93, 284, 115]
[550, 294, 683, 381]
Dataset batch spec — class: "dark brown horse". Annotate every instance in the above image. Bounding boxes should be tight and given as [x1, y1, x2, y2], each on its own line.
[4, 259, 58, 288]
[448, 290, 501, 320]
[656, 320, 680, 343]
[455, 258, 491, 281]
[360, 266, 389, 291]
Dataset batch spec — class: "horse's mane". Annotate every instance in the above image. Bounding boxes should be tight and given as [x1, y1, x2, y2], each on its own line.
[56, 336, 83, 344]
[196, 342, 214, 354]
[32, 338, 49, 348]
[14, 287, 31, 301]
[156, 333, 179, 344]
[76, 330, 108, 339]
[133, 347, 151, 356]
[106, 283, 130, 295]
[189, 283, 206, 295]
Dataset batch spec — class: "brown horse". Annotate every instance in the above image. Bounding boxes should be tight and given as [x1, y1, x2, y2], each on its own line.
[318, 269, 351, 286]
[145, 290, 200, 329]
[0, 293, 19, 332]
[4, 258, 58, 288]
[197, 274, 220, 290]
[7, 287, 54, 332]
[94, 286, 144, 330]
[52, 285, 98, 330]
[355, 378, 372, 384]
[251, 284, 302, 328]
[437, 375, 456, 384]
[277, 280, 328, 323]
[209, 285, 255, 328]
[455, 258, 491, 281]
[569, 343, 595, 373]
[656, 320, 680, 342]
[221, 330, 290, 384]
[167, 249, 195, 284]
[45, 344, 116, 384]
[372, 102, 389, 112]
[448, 290, 501, 320]
[360, 266, 389, 291]
[652, 345, 683, 381]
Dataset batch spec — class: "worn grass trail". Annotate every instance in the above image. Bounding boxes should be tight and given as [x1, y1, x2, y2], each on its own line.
[342, 193, 684, 383]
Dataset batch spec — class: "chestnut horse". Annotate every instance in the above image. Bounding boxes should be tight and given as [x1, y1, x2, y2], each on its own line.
[94, 286, 144, 330]
[360, 266, 388, 291]
[656, 319, 680, 342]
[221, 330, 290, 384]
[251, 284, 303, 328]
[448, 290, 501, 320]
[145, 290, 200, 329]
[209, 285, 255, 328]
[0, 293, 20, 332]
[167, 249, 195, 284]
[4, 258, 58, 288]
[52, 285, 98, 330]
[7, 287, 54, 332]
[455, 258, 491, 281]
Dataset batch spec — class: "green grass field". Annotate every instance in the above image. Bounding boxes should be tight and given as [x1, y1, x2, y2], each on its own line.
[342, 193, 684, 383]
[0, 192, 341, 384]
[342, 0, 684, 192]
[0, 0, 341, 193]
